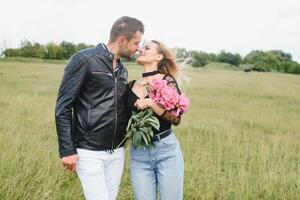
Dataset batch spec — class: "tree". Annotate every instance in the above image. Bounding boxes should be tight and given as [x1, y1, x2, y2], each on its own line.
[190, 50, 210, 67]
[243, 50, 298, 73]
[60, 41, 76, 59]
[281, 60, 300, 74]
[76, 43, 93, 52]
[270, 50, 292, 61]
[44, 42, 64, 59]
[217, 50, 241, 67]
[3, 48, 20, 57]
[173, 47, 190, 62]
[208, 53, 218, 62]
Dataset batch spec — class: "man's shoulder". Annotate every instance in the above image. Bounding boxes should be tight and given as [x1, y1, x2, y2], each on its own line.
[65, 47, 97, 70]
[77, 46, 98, 60]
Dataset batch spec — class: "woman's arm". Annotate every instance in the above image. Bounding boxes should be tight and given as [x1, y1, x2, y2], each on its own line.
[135, 98, 164, 116]
[133, 74, 183, 126]
[134, 98, 181, 126]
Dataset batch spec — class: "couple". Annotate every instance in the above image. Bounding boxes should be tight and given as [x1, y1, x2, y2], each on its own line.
[55, 16, 186, 200]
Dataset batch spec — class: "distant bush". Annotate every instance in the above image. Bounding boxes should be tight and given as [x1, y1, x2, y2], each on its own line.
[281, 60, 300, 74]
[189, 50, 241, 68]
[173, 47, 190, 63]
[3, 40, 300, 75]
[190, 51, 210, 67]
[243, 50, 300, 74]
[217, 50, 242, 67]
[3, 40, 94, 60]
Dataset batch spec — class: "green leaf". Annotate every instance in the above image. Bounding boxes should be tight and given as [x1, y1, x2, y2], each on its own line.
[125, 129, 133, 138]
[135, 110, 145, 119]
[145, 131, 151, 141]
[144, 108, 154, 118]
[126, 117, 133, 132]
[141, 133, 149, 145]
[133, 132, 142, 147]
[140, 127, 152, 141]
[145, 117, 160, 130]
[139, 127, 148, 133]
[125, 108, 161, 148]
[132, 115, 140, 122]
[149, 129, 154, 137]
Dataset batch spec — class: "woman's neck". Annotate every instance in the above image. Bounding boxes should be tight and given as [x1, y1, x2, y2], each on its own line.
[143, 63, 158, 73]
[141, 66, 160, 83]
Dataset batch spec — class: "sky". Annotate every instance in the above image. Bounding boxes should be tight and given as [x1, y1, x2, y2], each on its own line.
[0, 0, 299, 61]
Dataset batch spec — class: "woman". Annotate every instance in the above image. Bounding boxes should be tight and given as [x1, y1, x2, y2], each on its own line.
[126, 40, 186, 200]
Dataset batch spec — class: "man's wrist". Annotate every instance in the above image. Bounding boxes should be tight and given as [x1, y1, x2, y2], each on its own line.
[59, 148, 77, 158]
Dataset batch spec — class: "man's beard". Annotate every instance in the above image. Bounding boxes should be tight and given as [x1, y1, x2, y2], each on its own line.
[120, 48, 132, 60]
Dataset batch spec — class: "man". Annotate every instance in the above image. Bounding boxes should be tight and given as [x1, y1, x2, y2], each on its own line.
[55, 16, 144, 200]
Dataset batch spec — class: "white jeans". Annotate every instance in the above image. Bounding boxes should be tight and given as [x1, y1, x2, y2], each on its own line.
[76, 148, 125, 200]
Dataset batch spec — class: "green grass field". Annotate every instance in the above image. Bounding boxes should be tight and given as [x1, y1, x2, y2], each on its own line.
[1, 58, 300, 200]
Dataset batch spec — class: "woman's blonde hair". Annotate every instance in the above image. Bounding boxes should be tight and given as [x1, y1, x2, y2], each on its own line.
[151, 40, 180, 80]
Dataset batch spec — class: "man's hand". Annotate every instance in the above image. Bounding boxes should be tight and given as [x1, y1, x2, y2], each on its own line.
[61, 154, 78, 172]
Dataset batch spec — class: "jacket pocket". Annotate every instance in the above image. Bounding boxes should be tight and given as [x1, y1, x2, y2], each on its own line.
[91, 71, 113, 77]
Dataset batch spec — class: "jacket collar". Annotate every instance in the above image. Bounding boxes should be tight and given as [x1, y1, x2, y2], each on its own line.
[96, 43, 125, 71]
[96, 43, 122, 64]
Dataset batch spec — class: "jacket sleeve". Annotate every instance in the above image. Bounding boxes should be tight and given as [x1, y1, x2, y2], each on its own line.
[160, 110, 181, 126]
[55, 53, 88, 158]
[160, 74, 182, 126]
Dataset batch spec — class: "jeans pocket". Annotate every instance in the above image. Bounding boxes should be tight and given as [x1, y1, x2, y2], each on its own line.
[76, 157, 100, 176]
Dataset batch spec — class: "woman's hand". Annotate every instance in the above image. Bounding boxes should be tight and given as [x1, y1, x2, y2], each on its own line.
[134, 98, 155, 110]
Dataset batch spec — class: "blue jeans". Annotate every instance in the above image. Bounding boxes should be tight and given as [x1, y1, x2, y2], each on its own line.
[130, 133, 184, 200]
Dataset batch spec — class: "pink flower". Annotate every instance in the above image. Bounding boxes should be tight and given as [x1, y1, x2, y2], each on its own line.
[170, 93, 190, 116]
[160, 87, 179, 110]
[124, 78, 190, 148]
[148, 78, 189, 117]
[178, 93, 190, 113]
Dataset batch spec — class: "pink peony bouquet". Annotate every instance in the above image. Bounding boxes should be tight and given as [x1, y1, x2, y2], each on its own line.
[148, 78, 189, 116]
[119, 78, 190, 148]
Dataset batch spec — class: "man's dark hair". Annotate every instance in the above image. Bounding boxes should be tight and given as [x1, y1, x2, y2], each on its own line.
[109, 16, 144, 42]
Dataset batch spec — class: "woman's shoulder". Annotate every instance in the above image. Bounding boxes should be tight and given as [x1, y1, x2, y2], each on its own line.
[161, 74, 181, 93]
[128, 80, 136, 89]
[151, 74, 174, 82]
[150, 73, 175, 82]
[153, 73, 178, 86]
[162, 73, 175, 81]
[154, 74, 165, 80]
[128, 79, 146, 89]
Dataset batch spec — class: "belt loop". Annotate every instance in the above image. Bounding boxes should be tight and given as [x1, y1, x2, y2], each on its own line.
[157, 134, 161, 141]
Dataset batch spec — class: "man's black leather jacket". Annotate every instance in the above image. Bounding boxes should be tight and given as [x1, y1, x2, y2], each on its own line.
[55, 43, 128, 158]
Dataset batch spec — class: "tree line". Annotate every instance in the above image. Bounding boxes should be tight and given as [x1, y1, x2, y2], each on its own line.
[2, 40, 93, 60]
[174, 47, 300, 74]
[2, 40, 300, 74]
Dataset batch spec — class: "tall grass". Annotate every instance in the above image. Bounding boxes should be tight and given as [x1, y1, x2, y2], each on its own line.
[0, 59, 299, 199]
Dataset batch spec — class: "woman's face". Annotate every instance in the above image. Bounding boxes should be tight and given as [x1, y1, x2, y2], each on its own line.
[136, 42, 163, 65]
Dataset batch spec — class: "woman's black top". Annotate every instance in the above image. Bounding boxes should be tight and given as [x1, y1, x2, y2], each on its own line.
[125, 74, 181, 135]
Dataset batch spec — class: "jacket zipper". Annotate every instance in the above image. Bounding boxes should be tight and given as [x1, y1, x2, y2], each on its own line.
[112, 77, 118, 152]
[92, 70, 116, 152]
[91, 71, 113, 77]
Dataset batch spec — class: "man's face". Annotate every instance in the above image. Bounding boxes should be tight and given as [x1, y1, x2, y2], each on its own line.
[119, 31, 143, 59]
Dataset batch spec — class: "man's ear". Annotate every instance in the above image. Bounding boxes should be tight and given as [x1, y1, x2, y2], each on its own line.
[117, 36, 127, 46]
